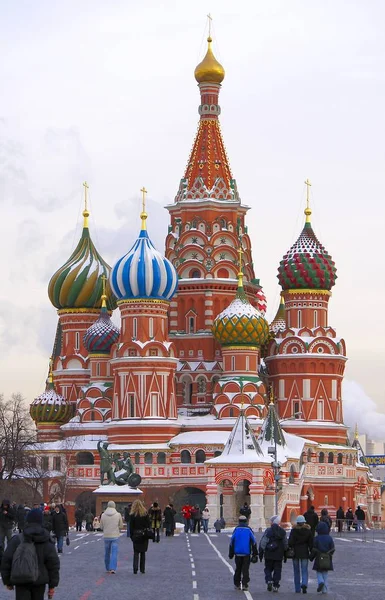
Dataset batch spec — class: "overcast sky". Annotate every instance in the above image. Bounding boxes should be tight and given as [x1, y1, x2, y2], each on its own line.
[1, 1, 384, 436]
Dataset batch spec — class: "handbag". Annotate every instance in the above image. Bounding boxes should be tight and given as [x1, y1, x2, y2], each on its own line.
[144, 528, 155, 540]
[286, 547, 295, 559]
[319, 552, 331, 570]
[66, 535, 70, 546]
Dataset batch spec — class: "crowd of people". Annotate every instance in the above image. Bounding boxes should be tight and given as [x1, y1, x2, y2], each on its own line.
[0, 495, 368, 598]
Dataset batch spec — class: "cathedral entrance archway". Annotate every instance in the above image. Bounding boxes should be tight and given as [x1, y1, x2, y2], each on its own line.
[75, 491, 96, 516]
[172, 486, 206, 518]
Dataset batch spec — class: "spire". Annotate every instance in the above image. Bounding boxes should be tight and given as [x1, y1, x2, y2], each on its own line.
[82, 181, 90, 228]
[270, 295, 286, 334]
[259, 394, 286, 448]
[354, 422, 359, 440]
[220, 407, 262, 457]
[46, 357, 54, 389]
[101, 274, 108, 310]
[140, 187, 148, 231]
[304, 178, 312, 225]
[237, 245, 244, 289]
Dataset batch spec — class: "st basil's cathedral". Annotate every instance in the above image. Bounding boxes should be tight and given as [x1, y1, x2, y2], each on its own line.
[28, 34, 381, 528]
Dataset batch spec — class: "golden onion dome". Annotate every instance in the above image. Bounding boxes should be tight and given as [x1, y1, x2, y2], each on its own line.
[194, 36, 225, 84]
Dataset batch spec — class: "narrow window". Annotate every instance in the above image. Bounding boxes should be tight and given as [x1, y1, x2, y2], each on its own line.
[96, 362, 100, 376]
[231, 356, 235, 371]
[129, 394, 135, 417]
[317, 399, 324, 420]
[303, 379, 310, 400]
[133, 318, 138, 339]
[279, 379, 285, 399]
[293, 401, 300, 418]
[53, 457, 61, 471]
[75, 332, 80, 351]
[246, 356, 249, 371]
[189, 317, 195, 333]
[151, 393, 158, 416]
[314, 310, 318, 328]
[149, 317, 154, 338]
[331, 380, 337, 400]
[298, 310, 302, 328]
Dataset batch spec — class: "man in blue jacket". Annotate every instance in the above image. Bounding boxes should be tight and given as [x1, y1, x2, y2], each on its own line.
[229, 515, 258, 591]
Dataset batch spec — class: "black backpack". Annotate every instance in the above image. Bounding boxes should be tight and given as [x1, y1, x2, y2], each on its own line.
[10, 534, 39, 585]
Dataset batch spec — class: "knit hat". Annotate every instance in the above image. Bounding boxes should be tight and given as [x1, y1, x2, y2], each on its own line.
[26, 508, 43, 525]
[270, 515, 280, 525]
[296, 515, 306, 524]
[239, 515, 247, 521]
[107, 501, 116, 508]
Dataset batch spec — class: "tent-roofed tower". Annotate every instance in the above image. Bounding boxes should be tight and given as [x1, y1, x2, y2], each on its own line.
[165, 26, 266, 408]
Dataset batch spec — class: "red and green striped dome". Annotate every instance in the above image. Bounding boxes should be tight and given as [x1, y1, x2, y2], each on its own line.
[278, 221, 337, 291]
[48, 226, 116, 311]
[30, 385, 74, 424]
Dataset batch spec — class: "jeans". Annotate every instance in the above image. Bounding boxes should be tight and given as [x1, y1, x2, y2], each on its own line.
[317, 570, 329, 593]
[357, 520, 365, 531]
[76, 521, 82, 531]
[264, 559, 283, 587]
[15, 585, 46, 600]
[133, 551, 146, 573]
[57, 536, 64, 552]
[202, 519, 209, 533]
[152, 528, 160, 542]
[234, 555, 250, 587]
[104, 537, 119, 571]
[184, 518, 191, 533]
[293, 558, 309, 592]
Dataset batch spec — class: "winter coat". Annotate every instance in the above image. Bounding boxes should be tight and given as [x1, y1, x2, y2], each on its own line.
[355, 508, 365, 521]
[310, 521, 335, 571]
[16, 505, 26, 530]
[214, 519, 222, 531]
[303, 508, 319, 532]
[288, 524, 313, 559]
[42, 512, 52, 532]
[336, 508, 344, 520]
[190, 507, 201, 521]
[320, 512, 332, 532]
[149, 507, 162, 529]
[163, 506, 176, 530]
[75, 508, 84, 521]
[345, 510, 354, 522]
[259, 523, 288, 561]
[202, 508, 210, 520]
[1, 523, 60, 588]
[229, 523, 257, 557]
[0, 500, 15, 529]
[85, 512, 94, 524]
[51, 510, 69, 537]
[130, 514, 151, 553]
[100, 507, 124, 539]
[182, 505, 192, 519]
[239, 505, 251, 519]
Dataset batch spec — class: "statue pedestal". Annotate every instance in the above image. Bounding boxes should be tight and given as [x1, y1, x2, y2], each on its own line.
[92, 485, 143, 516]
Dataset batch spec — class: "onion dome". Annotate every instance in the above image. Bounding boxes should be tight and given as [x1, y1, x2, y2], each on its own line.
[212, 267, 269, 347]
[83, 289, 120, 354]
[270, 296, 286, 334]
[194, 36, 225, 84]
[30, 361, 74, 424]
[110, 195, 178, 302]
[278, 185, 337, 291]
[48, 183, 116, 311]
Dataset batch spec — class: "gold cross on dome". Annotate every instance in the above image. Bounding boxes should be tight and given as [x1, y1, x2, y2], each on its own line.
[304, 178, 311, 209]
[238, 245, 244, 270]
[207, 13, 212, 37]
[101, 274, 107, 296]
[140, 187, 147, 213]
[83, 181, 89, 211]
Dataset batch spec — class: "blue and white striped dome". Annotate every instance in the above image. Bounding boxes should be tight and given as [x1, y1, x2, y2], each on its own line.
[110, 229, 178, 301]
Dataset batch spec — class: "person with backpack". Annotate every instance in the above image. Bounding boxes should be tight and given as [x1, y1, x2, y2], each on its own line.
[228, 515, 258, 591]
[51, 506, 68, 554]
[0, 508, 60, 600]
[320, 509, 332, 533]
[259, 515, 288, 592]
[310, 521, 335, 594]
[288, 515, 313, 593]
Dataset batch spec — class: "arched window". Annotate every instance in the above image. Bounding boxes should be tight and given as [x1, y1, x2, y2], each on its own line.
[134, 452, 140, 465]
[196, 450, 206, 463]
[144, 452, 153, 464]
[319, 452, 325, 464]
[328, 452, 334, 464]
[180, 450, 191, 464]
[190, 269, 201, 278]
[307, 448, 312, 462]
[76, 452, 94, 465]
[214, 450, 222, 457]
[229, 408, 234, 417]
[157, 452, 166, 464]
[289, 464, 296, 484]
[337, 453, 343, 464]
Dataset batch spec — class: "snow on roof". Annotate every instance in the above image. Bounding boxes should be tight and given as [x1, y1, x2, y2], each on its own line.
[169, 431, 228, 446]
[92, 485, 143, 495]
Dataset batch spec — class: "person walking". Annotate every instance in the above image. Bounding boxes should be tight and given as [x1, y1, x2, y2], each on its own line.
[51, 506, 68, 554]
[355, 506, 366, 531]
[259, 515, 288, 593]
[345, 507, 354, 532]
[1, 507, 60, 600]
[202, 506, 210, 534]
[74, 506, 83, 532]
[191, 505, 202, 534]
[288, 515, 313, 594]
[310, 521, 335, 594]
[239, 502, 251, 522]
[0, 500, 16, 549]
[129, 500, 151, 574]
[42, 507, 52, 533]
[163, 504, 176, 537]
[181, 504, 192, 533]
[85, 510, 94, 532]
[100, 501, 123, 574]
[320, 509, 332, 533]
[336, 507, 345, 533]
[228, 515, 258, 591]
[148, 502, 162, 543]
[303, 506, 319, 536]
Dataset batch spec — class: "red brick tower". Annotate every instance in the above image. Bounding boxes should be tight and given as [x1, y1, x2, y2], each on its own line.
[266, 181, 347, 444]
[165, 36, 266, 409]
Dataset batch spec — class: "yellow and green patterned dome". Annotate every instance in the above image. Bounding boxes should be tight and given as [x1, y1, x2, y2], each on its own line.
[30, 363, 74, 424]
[212, 274, 269, 347]
[48, 191, 116, 311]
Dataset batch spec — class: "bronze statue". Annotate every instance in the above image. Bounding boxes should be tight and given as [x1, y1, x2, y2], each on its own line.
[97, 441, 115, 485]
[97, 441, 141, 488]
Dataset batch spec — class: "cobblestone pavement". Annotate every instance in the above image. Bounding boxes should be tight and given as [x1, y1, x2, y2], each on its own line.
[46, 528, 385, 600]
